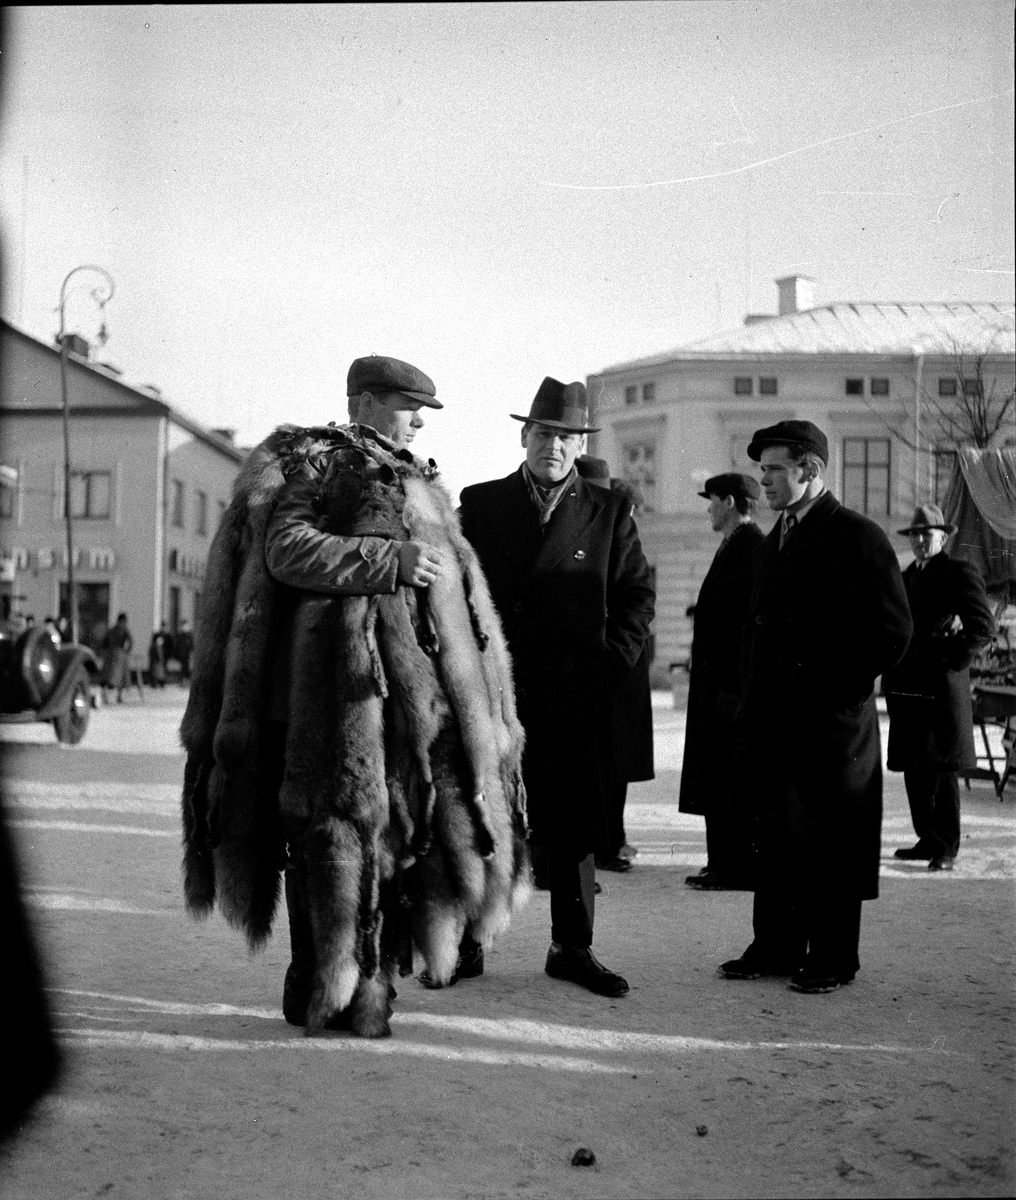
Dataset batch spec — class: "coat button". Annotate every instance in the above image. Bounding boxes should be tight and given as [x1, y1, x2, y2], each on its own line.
[563, 660, 574, 671]
[568, 603, 577, 615]
[514, 602, 523, 613]
[573, 549, 586, 560]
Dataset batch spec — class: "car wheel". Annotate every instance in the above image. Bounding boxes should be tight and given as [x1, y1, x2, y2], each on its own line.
[54, 671, 91, 744]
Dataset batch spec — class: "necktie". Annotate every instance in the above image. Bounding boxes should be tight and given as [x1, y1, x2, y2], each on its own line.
[781, 513, 797, 549]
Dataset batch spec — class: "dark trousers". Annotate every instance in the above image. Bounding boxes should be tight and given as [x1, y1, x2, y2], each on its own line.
[549, 850, 596, 949]
[606, 782, 628, 858]
[749, 885, 863, 978]
[704, 805, 755, 884]
[904, 768, 960, 858]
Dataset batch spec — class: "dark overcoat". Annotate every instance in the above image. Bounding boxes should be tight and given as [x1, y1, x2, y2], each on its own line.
[883, 553, 994, 771]
[459, 466, 655, 857]
[611, 644, 654, 785]
[737, 492, 912, 900]
[679, 521, 765, 816]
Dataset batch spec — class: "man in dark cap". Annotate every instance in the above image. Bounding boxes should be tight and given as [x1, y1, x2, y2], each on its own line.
[680, 473, 765, 890]
[883, 504, 994, 871]
[459, 379, 655, 997]
[180, 356, 530, 1037]
[719, 420, 912, 994]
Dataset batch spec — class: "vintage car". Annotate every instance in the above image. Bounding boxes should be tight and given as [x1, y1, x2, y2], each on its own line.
[0, 624, 99, 744]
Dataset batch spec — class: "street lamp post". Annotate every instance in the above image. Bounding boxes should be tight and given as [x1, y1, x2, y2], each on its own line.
[57, 265, 115, 645]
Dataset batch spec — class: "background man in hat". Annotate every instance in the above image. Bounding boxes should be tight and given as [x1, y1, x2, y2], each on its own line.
[181, 356, 529, 1036]
[576, 455, 655, 875]
[720, 420, 912, 995]
[459, 379, 655, 997]
[680, 473, 765, 891]
[883, 504, 994, 871]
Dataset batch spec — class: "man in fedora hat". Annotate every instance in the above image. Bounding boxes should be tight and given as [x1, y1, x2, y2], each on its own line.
[459, 378, 655, 997]
[180, 356, 530, 1036]
[680, 472, 765, 891]
[719, 420, 912, 994]
[883, 504, 994, 871]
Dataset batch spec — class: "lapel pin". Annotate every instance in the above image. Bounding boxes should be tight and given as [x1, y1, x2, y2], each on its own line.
[574, 549, 586, 560]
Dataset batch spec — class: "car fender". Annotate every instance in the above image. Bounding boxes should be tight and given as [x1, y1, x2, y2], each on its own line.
[36, 646, 100, 720]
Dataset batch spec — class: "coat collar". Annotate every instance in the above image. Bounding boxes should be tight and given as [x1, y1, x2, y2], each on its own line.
[529, 467, 607, 575]
[756, 490, 841, 592]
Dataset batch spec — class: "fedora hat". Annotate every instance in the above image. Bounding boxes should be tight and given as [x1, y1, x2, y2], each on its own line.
[511, 377, 600, 433]
[897, 503, 957, 536]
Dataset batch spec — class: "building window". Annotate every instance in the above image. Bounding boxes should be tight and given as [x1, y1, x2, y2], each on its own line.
[171, 479, 185, 528]
[624, 385, 638, 405]
[196, 490, 208, 536]
[870, 377, 890, 396]
[845, 378, 864, 395]
[758, 377, 778, 396]
[938, 378, 958, 396]
[621, 442, 656, 512]
[734, 377, 753, 396]
[69, 470, 111, 519]
[842, 437, 890, 516]
[642, 382, 656, 403]
[933, 449, 957, 505]
[962, 378, 983, 398]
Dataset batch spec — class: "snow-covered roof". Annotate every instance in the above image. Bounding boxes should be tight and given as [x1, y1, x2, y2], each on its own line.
[600, 302, 1016, 372]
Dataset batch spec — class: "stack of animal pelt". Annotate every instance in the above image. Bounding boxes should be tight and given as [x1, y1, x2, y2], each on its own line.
[180, 424, 530, 1036]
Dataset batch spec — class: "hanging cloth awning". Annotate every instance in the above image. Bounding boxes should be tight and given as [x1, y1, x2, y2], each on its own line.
[944, 448, 1016, 592]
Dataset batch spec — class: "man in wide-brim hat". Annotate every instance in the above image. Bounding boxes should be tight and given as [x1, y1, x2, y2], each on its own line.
[459, 377, 655, 998]
[883, 504, 994, 871]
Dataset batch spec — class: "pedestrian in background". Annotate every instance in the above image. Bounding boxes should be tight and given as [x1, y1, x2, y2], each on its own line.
[720, 420, 911, 995]
[175, 619, 194, 686]
[148, 622, 171, 687]
[460, 379, 655, 998]
[102, 612, 134, 704]
[680, 473, 764, 891]
[884, 504, 994, 871]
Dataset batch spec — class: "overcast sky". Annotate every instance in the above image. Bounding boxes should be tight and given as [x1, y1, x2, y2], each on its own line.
[1, 2, 1013, 496]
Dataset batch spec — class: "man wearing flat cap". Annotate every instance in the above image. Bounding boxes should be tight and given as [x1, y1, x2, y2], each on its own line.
[680, 473, 765, 891]
[459, 378, 655, 997]
[180, 355, 530, 1037]
[883, 505, 994, 871]
[719, 419, 912, 995]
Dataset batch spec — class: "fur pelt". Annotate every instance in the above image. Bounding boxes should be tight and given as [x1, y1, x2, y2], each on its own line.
[180, 423, 529, 1035]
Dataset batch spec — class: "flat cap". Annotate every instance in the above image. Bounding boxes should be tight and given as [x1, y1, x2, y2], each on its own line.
[346, 355, 441, 408]
[747, 419, 828, 464]
[698, 472, 761, 503]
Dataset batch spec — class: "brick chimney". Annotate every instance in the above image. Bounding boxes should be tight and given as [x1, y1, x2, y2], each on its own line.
[775, 275, 815, 315]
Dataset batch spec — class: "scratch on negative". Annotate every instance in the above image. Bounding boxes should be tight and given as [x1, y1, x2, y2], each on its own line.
[543, 91, 1012, 192]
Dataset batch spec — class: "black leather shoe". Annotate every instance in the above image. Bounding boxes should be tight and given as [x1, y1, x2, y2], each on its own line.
[789, 970, 856, 994]
[420, 942, 485, 989]
[928, 854, 956, 871]
[596, 856, 633, 873]
[719, 953, 798, 980]
[687, 872, 750, 891]
[545, 944, 629, 997]
[894, 843, 932, 861]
